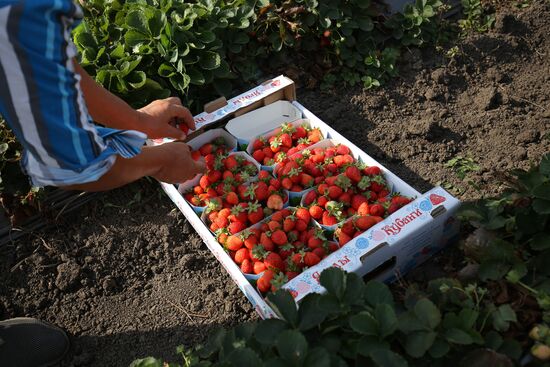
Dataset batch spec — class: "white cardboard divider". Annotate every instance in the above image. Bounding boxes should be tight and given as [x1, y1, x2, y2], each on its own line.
[187, 128, 237, 153]
[225, 100, 302, 147]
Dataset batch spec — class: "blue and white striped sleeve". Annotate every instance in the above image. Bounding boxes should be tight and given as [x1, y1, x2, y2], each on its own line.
[0, 0, 146, 187]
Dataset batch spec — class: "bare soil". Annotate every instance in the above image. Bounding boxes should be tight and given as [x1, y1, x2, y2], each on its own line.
[0, 1, 549, 366]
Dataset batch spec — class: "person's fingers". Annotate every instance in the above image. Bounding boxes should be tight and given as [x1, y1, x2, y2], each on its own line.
[168, 104, 196, 130]
[192, 160, 207, 175]
[165, 96, 182, 106]
[158, 123, 187, 140]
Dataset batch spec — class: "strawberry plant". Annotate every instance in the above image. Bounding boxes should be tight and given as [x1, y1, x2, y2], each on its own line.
[74, 0, 259, 110]
[131, 267, 523, 367]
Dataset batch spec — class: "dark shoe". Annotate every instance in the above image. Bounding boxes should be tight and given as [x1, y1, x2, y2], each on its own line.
[0, 317, 70, 367]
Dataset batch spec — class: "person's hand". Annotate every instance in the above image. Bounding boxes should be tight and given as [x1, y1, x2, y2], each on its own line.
[151, 142, 206, 183]
[136, 97, 195, 140]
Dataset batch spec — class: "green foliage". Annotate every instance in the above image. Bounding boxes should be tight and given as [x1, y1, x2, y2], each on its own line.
[445, 156, 480, 180]
[458, 0, 495, 33]
[132, 268, 521, 366]
[75, 0, 448, 111]
[75, 0, 259, 110]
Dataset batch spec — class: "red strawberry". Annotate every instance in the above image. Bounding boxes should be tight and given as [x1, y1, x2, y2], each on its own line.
[265, 252, 284, 270]
[283, 218, 295, 232]
[252, 150, 265, 163]
[295, 208, 311, 223]
[336, 145, 351, 155]
[191, 150, 201, 161]
[369, 203, 385, 217]
[280, 133, 292, 148]
[199, 175, 210, 190]
[254, 261, 266, 274]
[309, 205, 323, 220]
[312, 247, 325, 259]
[240, 259, 253, 274]
[328, 186, 343, 199]
[252, 138, 265, 151]
[338, 231, 352, 246]
[225, 192, 239, 205]
[304, 252, 321, 267]
[257, 270, 275, 293]
[247, 202, 264, 224]
[357, 202, 370, 216]
[364, 166, 381, 176]
[322, 212, 339, 226]
[345, 165, 362, 183]
[341, 220, 355, 236]
[224, 155, 238, 171]
[271, 230, 288, 246]
[267, 194, 284, 210]
[234, 248, 250, 264]
[226, 235, 243, 251]
[199, 143, 213, 156]
[355, 216, 377, 231]
[292, 253, 305, 268]
[260, 233, 275, 252]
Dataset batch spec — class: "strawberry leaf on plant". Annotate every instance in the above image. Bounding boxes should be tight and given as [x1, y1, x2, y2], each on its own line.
[276, 330, 308, 366]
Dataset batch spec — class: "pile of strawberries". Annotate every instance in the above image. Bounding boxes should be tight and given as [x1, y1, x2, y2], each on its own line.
[190, 137, 233, 161]
[203, 170, 289, 239]
[300, 163, 394, 227]
[249, 123, 323, 166]
[183, 153, 258, 207]
[221, 207, 340, 293]
[272, 144, 356, 192]
[334, 194, 413, 245]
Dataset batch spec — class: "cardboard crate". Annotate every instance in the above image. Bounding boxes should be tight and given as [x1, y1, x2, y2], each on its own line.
[149, 75, 461, 319]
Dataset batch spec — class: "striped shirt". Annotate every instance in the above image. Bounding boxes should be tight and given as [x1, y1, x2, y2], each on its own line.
[0, 0, 146, 187]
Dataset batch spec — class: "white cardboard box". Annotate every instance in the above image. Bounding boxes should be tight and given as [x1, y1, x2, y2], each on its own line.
[151, 76, 461, 319]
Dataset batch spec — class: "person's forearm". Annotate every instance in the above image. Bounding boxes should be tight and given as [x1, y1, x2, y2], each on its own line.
[61, 146, 162, 192]
[74, 61, 140, 130]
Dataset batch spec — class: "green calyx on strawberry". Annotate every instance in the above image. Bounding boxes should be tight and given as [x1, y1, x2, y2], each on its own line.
[230, 205, 245, 216]
[280, 123, 295, 134]
[239, 228, 253, 240]
[325, 201, 345, 221]
[251, 245, 268, 260]
[275, 152, 287, 163]
[205, 198, 222, 213]
[288, 167, 302, 177]
[301, 149, 312, 158]
[358, 176, 371, 191]
[244, 184, 257, 200]
[313, 228, 328, 241]
[335, 174, 352, 191]
[297, 137, 310, 145]
[270, 137, 282, 149]
[247, 200, 261, 213]
[270, 272, 289, 291]
[214, 155, 225, 171]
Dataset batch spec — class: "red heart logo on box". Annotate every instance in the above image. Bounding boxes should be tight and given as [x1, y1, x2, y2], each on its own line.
[429, 194, 446, 205]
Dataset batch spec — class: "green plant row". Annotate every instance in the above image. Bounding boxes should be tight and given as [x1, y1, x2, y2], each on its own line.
[74, 0, 447, 112]
[130, 153, 550, 366]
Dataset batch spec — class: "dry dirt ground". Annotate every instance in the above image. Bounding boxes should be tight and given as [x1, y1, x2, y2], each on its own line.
[0, 1, 549, 366]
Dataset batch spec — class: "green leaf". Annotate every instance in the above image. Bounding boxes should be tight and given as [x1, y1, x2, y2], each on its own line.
[187, 68, 205, 85]
[126, 10, 150, 35]
[492, 304, 517, 332]
[227, 347, 262, 367]
[459, 309, 479, 330]
[479, 259, 510, 281]
[109, 43, 125, 58]
[127, 71, 146, 89]
[404, 331, 437, 358]
[304, 347, 330, 367]
[349, 312, 378, 336]
[199, 51, 221, 70]
[356, 336, 390, 357]
[484, 331, 503, 350]
[158, 63, 175, 78]
[342, 272, 366, 306]
[540, 154, 550, 176]
[196, 30, 216, 44]
[255, 319, 288, 345]
[428, 338, 450, 358]
[169, 73, 190, 92]
[414, 298, 441, 329]
[0, 143, 8, 154]
[370, 348, 408, 367]
[266, 290, 299, 327]
[75, 32, 97, 49]
[320, 267, 346, 300]
[398, 311, 425, 333]
[375, 304, 398, 338]
[445, 328, 474, 345]
[531, 233, 550, 251]
[506, 262, 527, 283]
[298, 294, 328, 331]
[364, 280, 394, 308]
[276, 330, 308, 365]
[129, 357, 163, 367]
[533, 199, 550, 214]
[356, 0, 371, 8]
[534, 182, 550, 200]
[124, 30, 151, 48]
[145, 8, 166, 37]
[357, 17, 374, 31]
